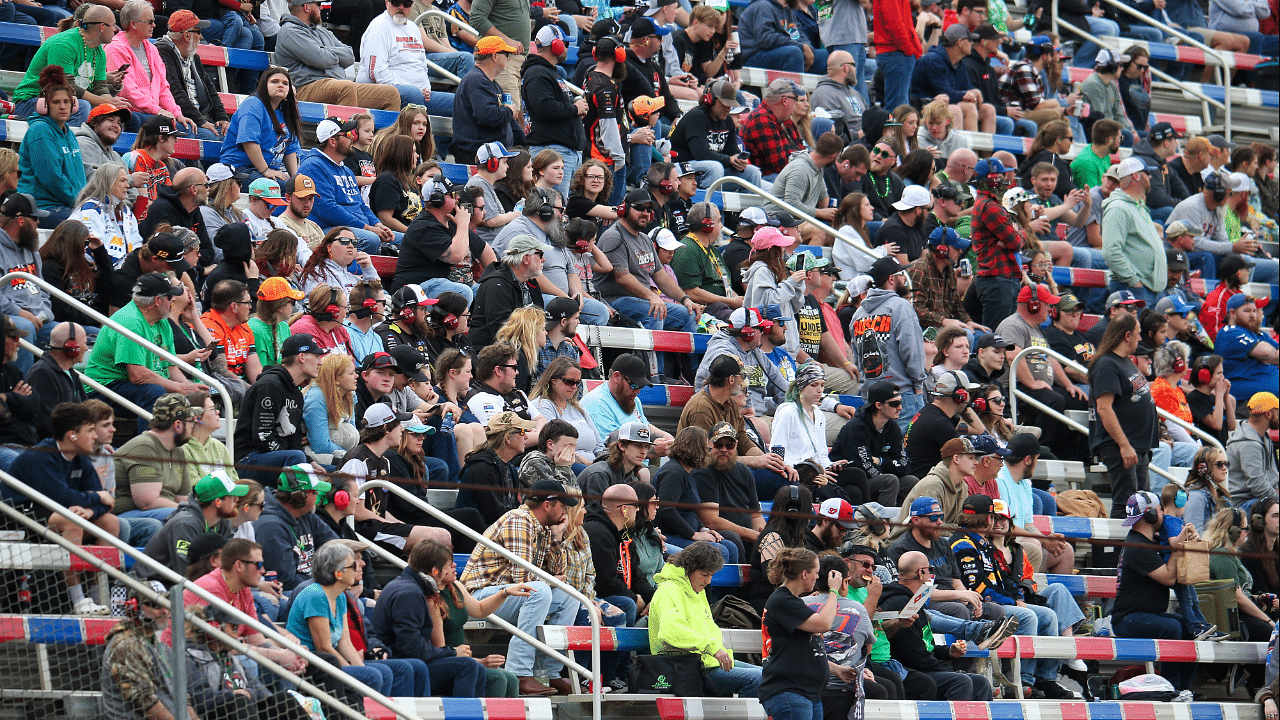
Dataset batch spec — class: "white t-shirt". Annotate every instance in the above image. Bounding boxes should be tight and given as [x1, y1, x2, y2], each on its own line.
[770, 401, 830, 466]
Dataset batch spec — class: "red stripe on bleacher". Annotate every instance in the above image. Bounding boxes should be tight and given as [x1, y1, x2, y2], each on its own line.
[218, 93, 240, 116]
[485, 697, 535, 720]
[655, 697, 688, 720]
[1086, 575, 1118, 598]
[764, 70, 805, 86]
[83, 617, 121, 645]
[1073, 636, 1118, 660]
[70, 545, 122, 573]
[1122, 702, 1160, 720]
[1233, 53, 1263, 69]
[1059, 702, 1090, 720]
[196, 44, 229, 68]
[563, 625, 618, 651]
[1176, 46, 1206, 66]
[650, 331, 694, 354]
[666, 385, 696, 407]
[1151, 114, 1187, 133]
[1068, 268, 1108, 287]
[1077, 314, 1101, 332]
[369, 255, 397, 280]
[1156, 639, 1199, 662]
[953, 701, 992, 720]
[0, 616, 23, 643]
[323, 105, 364, 122]
[1031, 515, 1053, 536]
[1188, 278, 1208, 295]
[362, 698, 396, 720]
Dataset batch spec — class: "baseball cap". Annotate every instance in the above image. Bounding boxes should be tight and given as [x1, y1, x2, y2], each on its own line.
[1027, 34, 1055, 51]
[974, 23, 1003, 40]
[1228, 171, 1252, 192]
[151, 393, 197, 423]
[992, 498, 1012, 519]
[1123, 490, 1160, 526]
[316, 116, 358, 144]
[773, 211, 804, 229]
[756, 303, 789, 326]
[281, 333, 325, 358]
[644, 0, 678, 14]
[1204, 170, 1228, 193]
[476, 141, 519, 165]
[387, 345, 430, 383]
[750, 226, 791, 251]
[624, 16, 670, 41]
[527, 479, 580, 506]
[975, 333, 1014, 350]
[943, 24, 979, 44]
[87, 103, 131, 125]
[973, 157, 1009, 177]
[892, 185, 932, 212]
[928, 225, 971, 252]
[934, 369, 981, 397]
[278, 464, 331, 495]
[1103, 164, 1123, 181]
[1105, 290, 1146, 310]
[866, 381, 900, 406]
[147, 232, 192, 271]
[1057, 292, 1084, 311]
[1207, 133, 1235, 150]
[249, 178, 287, 206]
[630, 95, 666, 117]
[1095, 48, 1129, 66]
[142, 114, 180, 136]
[910, 496, 944, 517]
[363, 403, 413, 429]
[1165, 248, 1190, 273]
[207, 163, 249, 184]
[185, 534, 228, 569]
[1164, 221, 1194, 242]
[257, 276, 304, 302]
[1226, 293, 1257, 313]
[486, 410, 537, 435]
[817, 498, 857, 528]
[284, 174, 317, 198]
[674, 162, 698, 177]
[1133, 342, 1155, 357]
[476, 36, 519, 54]
[1017, 283, 1059, 306]
[534, 23, 568, 49]
[706, 78, 740, 108]
[869, 256, 909, 285]
[1154, 294, 1194, 316]
[611, 353, 653, 388]
[617, 421, 654, 444]
[1002, 186, 1032, 211]
[360, 351, 396, 373]
[167, 9, 210, 32]
[544, 296, 580, 324]
[707, 354, 743, 380]
[133, 272, 184, 298]
[729, 306, 774, 332]
[0, 192, 49, 219]
[505, 233, 553, 257]
[1248, 391, 1279, 414]
[653, 227, 683, 252]
[962, 494, 994, 515]
[969, 434, 1010, 457]
[737, 207, 771, 227]
[389, 284, 431, 313]
[787, 250, 831, 272]
[709, 421, 737, 442]
[1148, 122, 1182, 143]
[1, 316, 26, 339]
[940, 436, 978, 458]
[193, 471, 250, 503]
[1005, 432, 1041, 460]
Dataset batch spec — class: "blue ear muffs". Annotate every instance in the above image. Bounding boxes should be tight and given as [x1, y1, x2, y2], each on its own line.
[1175, 489, 1187, 509]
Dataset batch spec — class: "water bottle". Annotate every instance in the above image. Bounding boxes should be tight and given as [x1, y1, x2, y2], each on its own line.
[727, 31, 739, 64]
[442, 411, 456, 433]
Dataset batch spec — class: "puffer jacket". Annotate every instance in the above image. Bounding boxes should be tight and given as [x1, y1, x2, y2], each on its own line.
[647, 563, 735, 669]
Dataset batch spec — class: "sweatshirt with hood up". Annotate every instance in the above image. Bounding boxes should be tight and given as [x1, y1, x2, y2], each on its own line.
[255, 492, 339, 591]
[743, 260, 805, 354]
[831, 403, 909, 477]
[202, 223, 262, 308]
[141, 495, 232, 580]
[0, 228, 52, 322]
[849, 287, 926, 397]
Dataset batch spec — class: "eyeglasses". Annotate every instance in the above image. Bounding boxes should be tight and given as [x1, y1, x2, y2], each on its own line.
[333, 238, 356, 246]
[552, 206, 565, 213]
[1214, 461, 1231, 469]
[585, 174, 606, 181]
[233, 300, 254, 307]
[713, 439, 738, 449]
[872, 147, 895, 159]
[559, 377, 581, 387]
[83, 21, 118, 29]
[136, 18, 157, 25]
[342, 563, 359, 571]
[239, 560, 265, 570]
[246, 502, 265, 509]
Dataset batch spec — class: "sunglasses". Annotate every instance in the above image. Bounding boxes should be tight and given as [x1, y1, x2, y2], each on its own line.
[389, 0, 414, 6]
[989, 396, 1006, 404]
[1214, 461, 1231, 469]
[885, 399, 903, 407]
[333, 238, 356, 246]
[628, 381, 645, 390]
[632, 205, 656, 214]
[502, 363, 519, 370]
[239, 560, 265, 569]
[921, 514, 944, 522]
[713, 440, 738, 449]
[872, 147, 895, 158]
[559, 377, 581, 386]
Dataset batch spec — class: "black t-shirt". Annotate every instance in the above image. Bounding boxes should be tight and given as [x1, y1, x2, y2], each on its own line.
[396, 212, 457, 286]
[664, 196, 691, 238]
[1112, 528, 1173, 622]
[760, 586, 827, 702]
[904, 402, 960, 477]
[1184, 387, 1228, 446]
[693, 462, 759, 532]
[721, 238, 751, 296]
[874, 213, 928, 262]
[369, 172, 414, 227]
[885, 531, 961, 586]
[796, 295, 826, 359]
[861, 171, 905, 221]
[1088, 352, 1158, 453]
[584, 71, 624, 169]
[1043, 324, 1096, 370]
[567, 192, 601, 222]
[344, 149, 376, 183]
[671, 28, 717, 83]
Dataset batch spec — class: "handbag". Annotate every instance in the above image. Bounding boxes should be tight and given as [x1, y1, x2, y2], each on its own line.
[1176, 540, 1211, 585]
[631, 653, 705, 695]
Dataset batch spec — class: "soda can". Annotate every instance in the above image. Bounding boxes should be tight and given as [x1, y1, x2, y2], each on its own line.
[770, 445, 786, 459]
[502, 93, 513, 105]
[264, 571, 278, 584]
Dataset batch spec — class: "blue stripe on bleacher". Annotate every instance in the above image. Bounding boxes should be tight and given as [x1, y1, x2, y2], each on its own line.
[613, 626, 650, 649]
[1049, 515, 1095, 538]
[637, 386, 668, 406]
[1048, 573, 1086, 597]
[225, 47, 271, 72]
[1089, 702, 1127, 720]
[1112, 638, 1160, 662]
[438, 698, 485, 720]
[990, 702, 1026, 720]
[26, 617, 81, 645]
[692, 333, 711, 353]
[0, 21, 42, 45]
[916, 701, 957, 720]
[1190, 703, 1226, 720]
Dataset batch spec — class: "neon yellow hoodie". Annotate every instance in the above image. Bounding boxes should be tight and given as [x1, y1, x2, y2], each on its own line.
[647, 563, 733, 670]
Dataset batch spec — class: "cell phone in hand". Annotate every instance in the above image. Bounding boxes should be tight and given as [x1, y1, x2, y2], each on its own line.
[205, 341, 219, 353]
[117, 63, 130, 73]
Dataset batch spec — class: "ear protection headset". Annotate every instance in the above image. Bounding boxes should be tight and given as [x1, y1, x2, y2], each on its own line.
[392, 286, 420, 322]
[352, 296, 379, 319]
[1207, 172, 1228, 204]
[483, 152, 503, 174]
[1174, 488, 1187, 509]
[971, 396, 989, 414]
[1171, 354, 1187, 374]
[317, 485, 351, 510]
[701, 77, 732, 110]
[1025, 287, 1043, 316]
[930, 371, 971, 405]
[439, 308, 460, 330]
[1229, 507, 1245, 543]
[855, 504, 888, 536]
[285, 489, 310, 509]
[1193, 357, 1215, 386]
[538, 25, 567, 56]
[1251, 499, 1271, 532]
[531, 187, 557, 222]
[782, 484, 803, 514]
[1048, 303, 1060, 322]
[310, 288, 341, 322]
[53, 324, 85, 360]
[693, 201, 717, 234]
[594, 36, 627, 65]
[425, 179, 448, 209]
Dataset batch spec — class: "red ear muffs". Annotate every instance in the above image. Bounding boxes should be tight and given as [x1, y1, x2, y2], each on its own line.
[1048, 305, 1060, 322]
[124, 596, 139, 618]
[737, 326, 757, 342]
[333, 490, 350, 510]
[972, 397, 989, 414]
[1194, 361, 1213, 386]
[616, 46, 626, 63]
[955, 387, 970, 405]
[1172, 355, 1186, 374]
[572, 239, 591, 253]
[442, 312, 459, 331]
[484, 157, 502, 173]
[1196, 461, 1209, 477]
[326, 304, 340, 317]
[651, 178, 674, 193]
[1027, 297, 1042, 315]
[35, 98, 47, 116]
[399, 305, 416, 322]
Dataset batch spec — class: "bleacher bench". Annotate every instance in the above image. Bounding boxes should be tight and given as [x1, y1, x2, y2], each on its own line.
[656, 698, 1265, 720]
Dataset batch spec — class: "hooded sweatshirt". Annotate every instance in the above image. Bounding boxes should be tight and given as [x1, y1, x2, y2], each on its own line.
[810, 77, 866, 142]
[766, 151, 826, 219]
[831, 404, 909, 477]
[3, 438, 107, 517]
[233, 363, 305, 459]
[370, 566, 460, 665]
[912, 44, 976, 105]
[849, 287, 926, 396]
[878, 581, 953, 672]
[254, 493, 339, 591]
[139, 184, 214, 270]
[891, 460, 965, 538]
[1131, 139, 1189, 211]
[583, 503, 656, 603]
[739, 0, 801, 60]
[203, 223, 262, 308]
[457, 447, 519, 529]
[521, 53, 587, 151]
[469, 261, 543, 350]
[693, 331, 790, 415]
[0, 228, 52, 321]
[743, 261, 806, 354]
[17, 114, 86, 210]
[647, 562, 735, 669]
[1102, 189, 1167, 292]
[73, 123, 129, 182]
[297, 148, 380, 230]
[105, 33, 185, 118]
[275, 14, 354, 89]
[141, 495, 232, 580]
[948, 527, 1018, 605]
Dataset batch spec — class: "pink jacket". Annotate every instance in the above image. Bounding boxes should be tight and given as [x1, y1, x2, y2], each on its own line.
[105, 34, 185, 119]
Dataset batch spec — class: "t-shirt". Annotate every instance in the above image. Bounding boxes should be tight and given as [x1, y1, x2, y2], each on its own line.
[805, 595, 874, 691]
[885, 531, 961, 586]
[760, 587, 827, 703]
[904, 402, 960, 477]
[464, 175, 504, 245]
[796, 295, 826, 359]
[1089, 352, 1158, 453]
[595, 222, 658, 301]
[1217, 325, 1280, 388]
[670, 235, 730, 297]
[248, 316, 290, 369]
[84, 302, 175, 386]
[1185, 387, 1229, 446]
[113, 432, 191, 513]
[670, 28, 717, 82]
[1070, 145, 1112, 189]
[540, 245, 577, 296]
[369, 172, 423, 229]
[1043, 324, 1096, 370]
[692, 462, 759, 532]
[396, 212, 458, 285]
[344, 148, 376, 182]
[285, 582, 346, 651]
[1112, 528, 1172, 622]
[124, 149, 171, 220]
[875, 213, 928, 262]
[219, 97, 301, 173]
[996, 314, 1053, 387]
[581, 382, 649, 441]
[1066, 186, 1104, 249]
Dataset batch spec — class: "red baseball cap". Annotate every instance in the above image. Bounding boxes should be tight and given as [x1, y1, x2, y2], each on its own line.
[1017, 283, 1060, 306]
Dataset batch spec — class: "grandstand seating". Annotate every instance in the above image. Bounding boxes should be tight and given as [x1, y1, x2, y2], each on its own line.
[655, 698, 1267, 720]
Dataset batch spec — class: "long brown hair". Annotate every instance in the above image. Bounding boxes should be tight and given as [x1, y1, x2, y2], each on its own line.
[743, 245, 788, 282]
[496, 150, 533, 202]
[40, 219, 95, 292]
[1090, 313, 1139, 370]
[838, 192, 870, 243]
[396, 427, 427, 482]
[296, 226, 352, 288]
[374, 134, 419, 191]
[1240, 498, 1279, 589]
[371, 105, 434, 165]
[255, 228, 299, 278]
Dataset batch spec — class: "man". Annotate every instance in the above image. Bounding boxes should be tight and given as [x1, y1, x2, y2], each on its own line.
[26, 322, 88, 438]
[1216, 295, 1279, 404]
[1226, 392, 1279, 507]
[1027, 163, 1092, 249]
[466, 0, 530, 117]
[595, 190, 699, 377]
[811, 498, 856, 553]
[360, 0, 461, 116]
[1099, 159, 1163, 304]
[0, 193, 53, 371]
[102, 582, 188, 718]
[922, 182, 974, 247]
[578, 422, 648, 500]
[904, 370, 980, 477]
[741, 80, 807, 179]
[671, 5, 731, 84]
[297, 117, 396, 253]
[670, 203, 741, 319]
[540, 297, 581, 375]
[233, 334, 324, 484]
[621, 17, 681, 129]
[962, 333, 1012, 386]
[908, 227, 984, 333]
[1089, 314, 1158, 521]
[276, 0, 399, 109]
[660, 163, 699, 238]
[237, 178, 286, 245]
[694, 421, 765, 552]
[111, 234, 187, 313]
[1086, 290, 1146, 346]
[851, 257, 927, 433]
[279, 174, 324, 251]
[912, 24, 997, 134]
[881, 550, 994, 700]
[375, 284, 435, 358]
[963, 25, 1036, 137]
[995, 433, 1072, 571]
[11, 3, 129, 124]
[141, 471, 245, 580]
[75, 105, 147, 191]
[584, 482, 652, 624]
[874, 0, 925, 111]
[667, 78, 763, 190]
[395, 177, 477, 300]
[765, 133, 843, 222]
[112, 393, 197, 522]
[1043, 293, 1096, 384]
[934, 149, 979, 190]
[584, 354, 674, 454]
[156, 11, 231, 143]
[1070, 119, 1123, 190]
[493, 187, 565, 257]
[825, 146, 870, 220]
[201, 280, 262, 383]
[812, 51, 869, 144]
[85, 274, 202, 431]
[1078, 50, 1135, 146]
[470, 234, 549, 350]
[454, 37, 523, 165]
[343, 281, 386, 362]
[1169, 136, 1213, 196]
[353, 351, 399, 422]
[862, 138, 906, 220]
[694, 307, 787, 415]
[459, 479, 581, 696]
[464, 342, 547, 435]
[792, 253, 860, 383]
[522, 24, 587, 199]
[877, 185, 933, 262]
[970, 158, 1026, 328]
[1169, 171, 1279, 285]
[1185, 355, 1237, 447]
[1155, 290, 1211, 357]
[138, 167, 212, 274]
[255, 464, 339, 591]
[998, 35, 1076, 127]
[465, 141, 522, 246]
[832, 381, 917, 505]
[1131, 122, 1190, 214]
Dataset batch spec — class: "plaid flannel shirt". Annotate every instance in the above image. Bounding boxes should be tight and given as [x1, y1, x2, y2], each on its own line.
[999, 60, 1045, 110]
[460, 504, 566, 592]
[563, 537, 598, 601]
[537, 338, 580, 377]
[741, 104, 805, 176]
[907, 254, 971, 328]
[973, 189, 1026, 279]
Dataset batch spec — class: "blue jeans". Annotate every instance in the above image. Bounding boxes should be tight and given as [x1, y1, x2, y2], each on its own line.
[472, 581, 580, 676]
[995, 114, 1040, 137]
[897, 390, 925, 436]
[1187, 250, 1217, 280]
[239, 449, 308, 487]
[705, 661, 762, 698]
[1032, 487, 1057, 516]
[685, 160, 764, 191]
[977, 276, 1020, 329]
[424, 51, 475, 82]
[926, 609, 990, 640]
[1123, 26, 1165, 43]
[1244, 256, 1280, 284]
[606, 296, 694, 375]
[529, 145, 581, 199]
[579, 296, 611, 326]
[1240, 30, 1280, 57]
[419, 277, 474, 304]
[370, 657, 429, 696]
[1073, 17, 1121, 68]
[95, 380, 168, 434]
[118, 516, 162, 547]
[878, 51, 916, 112]
[16, 2, 69, 25]
[349, 227, 400, 254]
[609, 167, 627, 205]
[752, 468, 790, 504]
[424, 655, 486, 697]
[761, 691, 822, 720]
[0, 4, 35, 67]
[744, 45, 806, 73]
[829, 43, 870, 105]
[1041, 582, 1086, 632]
[343, 663, 394, 695]
[204, 11, 265, 94]
[1113, 611, 1195, 689]
[627, 141, 654, 189]
[391, 85, 455, 160]
[37, 206, 73, 231]
[666, 534, 739, 564]
[1174, 583, 1210, 631]
[119, 507, 178, 522]
[1002, 602, 1060, 683]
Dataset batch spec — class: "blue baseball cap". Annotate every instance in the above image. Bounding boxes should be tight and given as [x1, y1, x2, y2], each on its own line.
[909, 496, 943, 517]
[757, 304, 790, 324]
[928, 226, 971, 252]
[974, 158, 1009, 178]
[969, 434, 1010, 457]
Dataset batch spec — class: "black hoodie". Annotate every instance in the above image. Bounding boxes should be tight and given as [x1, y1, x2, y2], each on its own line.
[456, 447, 519, 529]
[1131, 139, 1189, 210]
[520, 54, 587, 151]
[583, 504, 656, 603]
[620, 48, 680, 123]
[879, 581, 955, 673]
[109, 248, 147, 311]
[255, 493, 339, 591]
[831, 405, 908, 477]
[139, 184, 214, 271]
[155, 36, 228, 129]
[203, 223, 261, 308]
[234, 363, 305, 461]
[468, 262, 544, 349]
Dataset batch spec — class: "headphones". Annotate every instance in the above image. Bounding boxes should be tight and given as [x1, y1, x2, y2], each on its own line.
[1193, 357, 1215, 386]
[352, 296, 379, 319]
[693, 201, 717, 234]
[1025, 287, 1043, 316]
[531, 187, 557, 222]
[1251, 499, 1271, 532]
[538, 25, 567, 57]
[440, 309, 460, 330]
[311, 289, 342, 322]
[425, 179, 448, 209]
[1047, 304, 1060, 322]
[594, 36, 627, 65]
[1172, 354, 1187, 374]
[391, 286, 421, 322]
[317, 486, 351, 510]
[483, 153, 503, 174]
[782, 484, 804, 514]
[1174, 488, 1187, 509]
[971, 396, 989, 414]
[1229, 507, 1245, 543]
[1195, 460, 1210, 479]
[734, 325, 759, 342]
[701, 77, 732, 110]
[930, 371, 971, 405]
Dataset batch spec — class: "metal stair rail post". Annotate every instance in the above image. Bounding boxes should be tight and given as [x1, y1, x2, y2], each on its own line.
[356, 479, 604, 720]
[0, 271, 237, 455]
[703, 177, 882, 262]
[1008, 344, 1179, 485]
[415, 9, 585, 97]
[17, 339, 153, 421]
[0, 470, 429, 720]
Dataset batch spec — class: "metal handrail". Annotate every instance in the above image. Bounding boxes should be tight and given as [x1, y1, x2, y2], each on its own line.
[18, 338, 152, 420]
[1008, 344, 1177, 485]
[415, 9, 585, 97]
[0, 471, 426, 720]
[356, 479, 603, 720]
[0, 272, 236, 454]
[704, 176, 881, 261]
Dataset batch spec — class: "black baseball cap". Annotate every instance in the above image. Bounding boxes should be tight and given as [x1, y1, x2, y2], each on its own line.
[974, 23, 1003, 40]
[773, 211, 803, 228]
[867, 380, 900, 406]
[976, 333, 1015, 351]
[281, 333, 326, 358]
[147, 232, 192, 272]
[544, 296, 580, 324]
[527, 479, 580, 506]
[133, 272, 184, 298]
[962, 494, 994, 515]
[1005, 432, 1040, 460]
[869, 256, 909, 285]
[388, 345, 430, 383]
[0, 192, 49, 219]
[142, 114, 181, 136]
[708, 354, 743, 380]
[611, 353, 653, 388]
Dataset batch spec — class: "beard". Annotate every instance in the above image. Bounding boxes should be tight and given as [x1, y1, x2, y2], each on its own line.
[16, 221, 38, 252]
[613, 390, 636, 415]
[1240, 314, 1263, 334]
[711, 453, 737, 472]
[545, 218, 569, 248]
[391, 10, 409, 24]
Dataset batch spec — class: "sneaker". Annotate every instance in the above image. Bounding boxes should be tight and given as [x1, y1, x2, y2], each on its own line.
[606, 679, 628, 694]
[1203, 630, 1231, 642]
[1174, 690, 1194, 703]
[978, 615, 1020, 650]
[1065, 658, 1088, 673]
[1193, 624, 1219, 641]
[1227, 663, 1243, 696]
[992, 667, 1020, 697]
[1036, 680, 1080, 700]
[1023, 685, 1046, 699]
[73, 597, 109, 615]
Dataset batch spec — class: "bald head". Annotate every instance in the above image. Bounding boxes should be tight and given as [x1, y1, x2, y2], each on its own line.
[898, 550, 928, 577]
[49, 322, 79, 347]
[946, 148, 978, 182]
[827, 50, 854, 78]
[602, 483, 638, 507]
[83, 4, 115, 24]
[173, 167, 207, 191]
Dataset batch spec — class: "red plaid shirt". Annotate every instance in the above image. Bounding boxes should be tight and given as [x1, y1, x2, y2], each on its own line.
[741, 104, 805, 176]
[973, 189, 1026, 278]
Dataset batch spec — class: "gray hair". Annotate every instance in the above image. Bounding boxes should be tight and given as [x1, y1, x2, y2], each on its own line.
[668, 541, 725, 577]
[74, 162, 128, 209]
[133, 294, 160, 309]
[312, 541, 356, 586]
[119, 0, 153, 31]
[1153, 340, 1191, 377]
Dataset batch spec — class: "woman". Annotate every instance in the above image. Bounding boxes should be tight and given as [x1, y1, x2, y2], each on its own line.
[770, 363, 868, 503]
[219, 67, 302, 185]
[432, 348, 486, 457]
[285, 542, 424, 697]
[297, 227, 380, 296]
[1200, 254, 1251, 341]
[200, 165, 246, 244]
[370, 105, 435, 169]
[254, 228, 300, 280]
[1250, 142, 1277, 221]
[421, 541, 533, 698]
[231, 480, 265, 542]
[1151, 341, 1200, 469]
[931, 327, 970, 376]
[760, 546, 840, 720]
[456, 415, 527, 528]
[1019, 121, 1077, 198]
[423, 291, 472, 364]
[1240, 498, 1280, 599]
[494, 150, 534, 212]
[370, 135, 424, 234]
[566, 160, 618, 224]
[1025, 248, 1060, 295]
[833, 192, 885, 277]
[0, 149, 18, 195]
[1205, 508, 1276, 693]
[654, 427, 741, 562]
[73, 163, 145, 268]
[791, 91, 817, 150]
[1184, 446, 1233, 532]
[742, 227, 805, 326]
[977, 385, 1018, 443]
[649, 542, 763, 698]
[303, 354, 359, 465]
[18, 67, 87, 228]
[1141, 310, 1169, 350]
[531, 357, 603, 466]
[1002, 188, 1048, 259]
[494, 307, 547, 395]
[532, 150, 566, 200]
[106, 2, 201, 138]
[289, 285, 355, 356]
[629, 481, 667, 589]
[889, 105, 920, 157]
[385, 422, 483, 552]
[40, 219, 113, 329]
[248, 276, 301, 369]
[182, 390, 238, 492]
[747, 484, 816, 613]
[897, 149, 936, 188]
[168, 279, 216, 374]
[122, 119, 180, 220]
[805, 554, 879, 719]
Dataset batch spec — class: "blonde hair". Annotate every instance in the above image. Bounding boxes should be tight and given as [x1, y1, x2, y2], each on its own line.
[563, 485, 588, 550]
[208, 178, 244, 219]
[921, 99, 950, 125]
[316, 353, 355, 429]
[495, 306, 544, 371]
[0, 148, 18, 178]
[1202, 507, 1244, 550]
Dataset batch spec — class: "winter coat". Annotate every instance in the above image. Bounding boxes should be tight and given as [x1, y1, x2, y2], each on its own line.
[469, 261, 543, 349]
[233, 363, 305, 459]
[647, 563, 736, 669]
[521, 53, 586, 151]
[457, 447, 519, 528]
[139, 184, 214, 270]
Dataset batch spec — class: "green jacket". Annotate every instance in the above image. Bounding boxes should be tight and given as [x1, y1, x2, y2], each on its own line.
[14, 28, 106, 102]
[1102, 190, 1166, 292]
[17, 115, 87, 210]
[648, 563, 733, 669]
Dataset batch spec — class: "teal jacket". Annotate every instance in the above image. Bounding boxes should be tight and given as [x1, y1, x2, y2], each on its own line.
[18, 115, 86, 210]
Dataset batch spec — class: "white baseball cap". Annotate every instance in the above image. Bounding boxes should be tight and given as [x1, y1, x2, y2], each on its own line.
[653, 228, 683, 251]
[1115, 157, 1150, 179]
[892, 184, 932, 212]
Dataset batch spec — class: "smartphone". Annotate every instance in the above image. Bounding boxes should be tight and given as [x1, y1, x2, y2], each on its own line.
[117, 63, 130, 73]
[205, 341, 219, 353]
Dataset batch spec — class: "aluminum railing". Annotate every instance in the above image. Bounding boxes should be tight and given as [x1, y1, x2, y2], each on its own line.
[1008, 344, 1178, 485]
[416, 9, 585, 97]
[0, 470, 426, 720]
[0, 272, 236, 454]
[18, 338, 152, 421]
[356, 479, 604, 720]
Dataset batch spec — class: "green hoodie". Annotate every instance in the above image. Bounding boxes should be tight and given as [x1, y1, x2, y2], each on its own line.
[17, 115, 87, 210]
[1102, 189, 1166, 292]
[648, 563, 734, 669]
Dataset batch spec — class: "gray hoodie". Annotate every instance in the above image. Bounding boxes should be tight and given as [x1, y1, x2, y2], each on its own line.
[0, 228, 51, 322]
[1209, 0, 1269, 33]
[275, 14, 354, 89]
[693, 330, 790, 416]
[73, 124, 140, 205]
[849, 287, 926, 396]
[810, 78, 866, 141]
[743, 260, 805, 354]
[140, 495, 231, 581]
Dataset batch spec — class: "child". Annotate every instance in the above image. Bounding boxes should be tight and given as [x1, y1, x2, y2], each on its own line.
[916, 100, 971, 158]
[1158, 483, 1229, 641]
[447, 0, 479, 51]
[626, 96, 662, 188]
[343, 113, 377, 202]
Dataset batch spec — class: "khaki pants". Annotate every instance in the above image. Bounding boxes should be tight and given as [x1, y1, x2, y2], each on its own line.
[296, 79, 401, 111]
[1024, 108, 1065, 128]
[494, 53, 525, 116]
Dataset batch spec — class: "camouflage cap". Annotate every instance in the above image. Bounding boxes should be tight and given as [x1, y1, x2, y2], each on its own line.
[151, 393, 197, 423]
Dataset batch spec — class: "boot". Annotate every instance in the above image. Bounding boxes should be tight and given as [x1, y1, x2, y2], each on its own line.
[518, 676, 557, 696]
